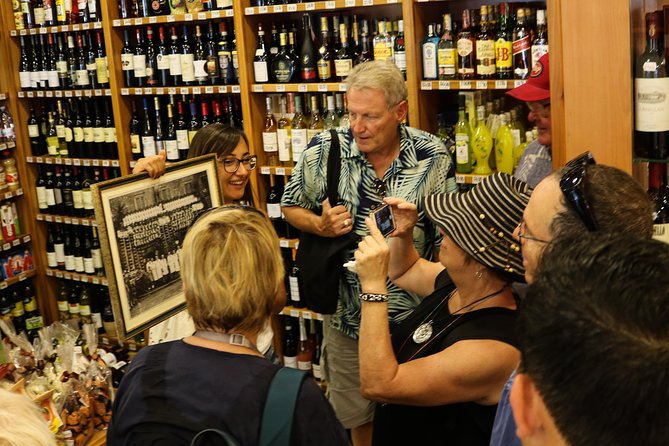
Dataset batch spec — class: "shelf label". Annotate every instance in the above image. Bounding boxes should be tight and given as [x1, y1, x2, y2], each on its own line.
[455, 174, 465, 183]
[231, 86, 240, 93]
[82, 23, 90, 29]
[2, 243, 9, 251]
[82, 219, 90, 226]
[72, 24, 81, 30]
[56, 271, 63, 278]
[286, 4, 297, 11]
[338, 83, 347, 91]
[45, 215, 53, 222]
[495, 80, 507, 89]
[54, 216, 62, 223]
[317, 84, 328, 92]
[253, 85, 263, 92]
[26, 156, 34, 163]
[37, 91, 44, 97]
[180, 88, 189, 94]
[133, 89, 141, 95]
[460, 80, 472, 89]
[54, 158, 62, 164]
[472, 175, 485, 184]
[279, 239, 289, 248]
[260, 166, 271, 175]
[83, 159, 91, 166]
[476, 80, 488, 89]
[133, 18, 142, 25]
[275, 84, 285, 92]
[93, 278, 100, 284]
[11, 239, 19, 247]
[17, 92, 25, 98]
[514, 80, 525, 88]
[46, 91, 53, 97]
[225, 9, 233, 16]
[275, 167, 286, 175]
[64, 158, 72, 165]
[325, 0, 335, 8]
[211, 10, 220, 17]
[303, 311, 312, 319]
[75, 90, 83, 97]
[45, 158, 53, 164]
[64, 217, 71, 224]
[168, 87, 176, 94]
[305, 2, 315, 10]
[123, 18, 132, 26]
[205, 86, 214, 94]
[244, 7, 254, 14]
[258, 5, 268, 13]
[298, 84, 308, 92]
[24, 235, 31, 243]
[73, 159, 81, 166]
[36, 214, 44, 221]
[71, 218, 79, 224]
[438, 81, 450, 90]
[18, 273, 27, 281]
[0, 282, 7, 290]
[362, 0, 373, 5]
[197, 12, 206, 20]
[185, 13, 193, 20]
[92, 159, 100, 166]
[217, 86, 228, 93]
[289, 309, 300, 317]
[102, 160, 110, 167]
[167, 15, 176, 22]
[46, 269, 52, 277]
[420, 81, 432, 90]
[156, 88, 164, 94]
[112, 160, 120, 167]
[192, 87, 201, 94]
[273, 4, 283, 12]
[55, 91, 62, 97]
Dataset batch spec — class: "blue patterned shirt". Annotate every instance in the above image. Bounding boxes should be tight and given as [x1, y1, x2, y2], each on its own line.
[282, 125, 456, 339]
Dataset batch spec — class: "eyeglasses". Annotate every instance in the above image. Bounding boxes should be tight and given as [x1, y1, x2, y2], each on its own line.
[526, 101, 551, 118]
[560, 151, 598, 232]
[217, 155, 258, 174]
[517, 220, 549, 244]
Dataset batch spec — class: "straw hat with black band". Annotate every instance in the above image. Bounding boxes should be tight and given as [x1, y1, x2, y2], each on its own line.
[423, 173, 532, 283]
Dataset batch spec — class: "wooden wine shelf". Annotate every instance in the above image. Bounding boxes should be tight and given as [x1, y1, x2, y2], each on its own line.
[112, 10, 234, 27]
[0, 234, 32, 253]
[17, 89, 112, 98]
[45, 268, 108, 286]
[26, 156, 120, 167]
[455, 172, 492, 185]
[259, 165, 294, 176]
[0, 269, 37, 290]
[121, 85, 241, 95]
[9, 21, 103, 36]
[280, 305, 323, 321]
[244, 0, 400, 15]
[419, 79, 526, 91]
[36, 213, 98, 227]
[0, 188, 24, 202]
[252, 83, 348, 93]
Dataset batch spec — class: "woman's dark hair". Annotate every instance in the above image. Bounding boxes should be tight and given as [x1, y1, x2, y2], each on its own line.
[187, 124, 255, 205]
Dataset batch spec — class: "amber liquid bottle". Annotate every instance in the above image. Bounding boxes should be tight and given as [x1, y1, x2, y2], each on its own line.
[296, 316, 313, 373]
[457, 9, 476, 79]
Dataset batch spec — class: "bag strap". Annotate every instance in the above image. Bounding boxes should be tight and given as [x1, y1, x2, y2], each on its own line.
[326, 129, 342, 208]
[190, 429, 240, 446]
[258, 367, 308, 446]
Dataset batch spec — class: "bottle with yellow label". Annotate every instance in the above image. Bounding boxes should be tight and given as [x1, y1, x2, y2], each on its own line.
[438, 14, 457, 80]
[472, 105, 492, 175]
[495, 113, 515, 174]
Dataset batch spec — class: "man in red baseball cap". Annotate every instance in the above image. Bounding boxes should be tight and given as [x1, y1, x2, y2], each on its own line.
[506, 53, 552, 187]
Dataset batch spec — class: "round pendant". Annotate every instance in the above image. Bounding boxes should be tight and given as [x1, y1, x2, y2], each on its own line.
[412, 322, 433, 344]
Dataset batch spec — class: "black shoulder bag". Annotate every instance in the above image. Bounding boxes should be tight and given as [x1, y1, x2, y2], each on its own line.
[295, 130, 360, 314]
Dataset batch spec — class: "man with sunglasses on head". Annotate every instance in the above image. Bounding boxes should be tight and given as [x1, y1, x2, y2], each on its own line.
[490, 152, 654, 446]
[507, 53, 553, 188]
[282, 61, 456, 446]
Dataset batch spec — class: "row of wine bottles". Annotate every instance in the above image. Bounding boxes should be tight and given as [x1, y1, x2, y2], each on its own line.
[36, 165, 121, 217]
[282, 315, 323, 381]
[128, 94, 243, 160]
[0, 281, 43, 341]
[118, 0, 232, 18]
[121, 21, 238, 88]
[253, 14, 404, 83]
[421, 4, 547, 81]
[18, 31, 109, 90]
[28, 98, 117, 159]
[12, 0, 101, 29]
[45, 223, 105, 275]
[56, 281, 116, 335]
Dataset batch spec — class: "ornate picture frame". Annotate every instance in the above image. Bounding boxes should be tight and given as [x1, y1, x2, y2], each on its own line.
[92, 155, 221, 339]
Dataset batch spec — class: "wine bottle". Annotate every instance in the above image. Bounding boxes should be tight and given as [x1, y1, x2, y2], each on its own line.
[179, 25, 196, 85]
[11, 288, 26, 334]
[73, 226, 85, 273]
[36, 166, 49, 211]
[437, 14, 457, 80]
[454, 95, 472, 173]
[46, 224, 58, 268]
[200, 100, 211, 128]
[297, 316, 313, 372]
[268, 22, 280, 67]
[46, 111, 59, 157]
[288, 250, 304, 308]
[56, 283, 69, 322]
[634, 11, 668, 159]
[68, 284, 81, 320]
[81, 167, 95, 217]
[46, 33, 59, 89]
[457, 10, 476, 80]
[141, 98, 157, 156]
[355, 20, 373, 65]
[62, 166, 75, 215]
[85, 32, 98, 89]
[103, 99, 116, 159]
[153, 97, 165, 154]
[54, 34, 70, 89]
[94, 31, 109, 88]
[54, 224, 66, 268]
[133, 27, 147, 87]
[311, 320, 322, 381]
[145, 26, 158, 87]
[176, 100, 190, 159]
[193, 25, 208, 85]
[300, 14, 317, 82]
[28, 106, 44, 155]
[56, 100, 68, 157]
[323, 95, 338, 130]
[335, 23, 353, 82]
[253, 22, 270, 83]
[82, 99, 95, 158]
[187, 99, 200, 143]
[291, 95, 308, 165]
[156, 26, 170, 86]
[63, 225, 76, 271]
[306, 95, 323, 142]
[266, 175, 284, 236]
[91, 226, 104, 276]
[92, 99, 105, 158]
[316, 16, 334, 82]
[169, 26, 183, 85]
[271, 32, 295, 83]
[205, 21, 219, 85]
[283, 318, 298, 368]
[74, 33, 90, 88]
[262, 96, 278, 165]
[34, 0, 45, 27]
[121, 29, 135, 87]
[218, 21, 235, 85]
[512, 8, 531, 79]
[53, 166, 64, 214]
[72, 166, 84, 217]
[476, 6, 496, 79]
[129, 100, 142, 160]
[277, 97, 292, 165]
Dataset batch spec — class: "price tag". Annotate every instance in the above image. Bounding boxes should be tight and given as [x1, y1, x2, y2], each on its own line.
[305, 2, 315, 10]
[180, 88, 189, 94]
[420, 81, 432, 90]
[55, 90, 62, 97]
[225, 9, 234, 16]
[317, 84, 328, 92]
[72, 24, 81, 30]
[72, 275, 80, 281]
[205, 86, 214, 94]
[455, 174, 465, 184]
[73, 159, 81, 166]
[168, 87, 176, 95]
[123, 18, 132, 26]
[253, 85, 263, 92]
[133, 18, 142, 25]
[65, 158, 72, 165]
[298, 84, 308, 92]
[37, 91, 44, 97]
[45, 157, 53, 164]
[134, 89, 141, 95]
[93, 89, 102, 96]
[472, 175, 484, 184]
[82, 219, 90, 226]
[494, 80, 507, 89]
[167, 15, 176, 22]
[55, 158, 62, 164]
[27, 156, 34, 163]
[24, 235, 31, 243]
[82, 23, 90, 29]
[64, 217, 71, 224]
[18, 92, 25, 98]
[101, 336, 109, 345]
[2, 243, 9, 251]
[142, 87, 152, 95]
[11, 239, 19, 247]
[83, 159, 91, 166]
[0, 282, 7, 290]
[279, 239, 289, 248]
[46, 91, 53, 97]
[37, 214, 44, 221]
[514, 80, 525, 87]
[286, 4, 297, 11]
[102, 160, 110, 167]
[71, 218, 79, 224]
[289, 309, 300, 317]
[316, 313, 324, 321]
[92, 159, 100, 166]
[55, 216, 62, 223]
[437, 80, 450, 90]
[338, 83, 347, 91]
[273, 5, 283, 12]
[325, 0, 335, 8]
[362, 0, 373, 6]
[4, 191, 12, 200]
[145, 16, 156, 24]
[128, 343, 137, 352]
[218, 86, 227, 93]
[75, 90, 83, 97]
[56, 271, 63, 278]
[303, 311, 312, 319]
[64, 273, 72, 280]
[476, 80, 488, 89]
[258, 5, 268, 13]
[18, 273, 27, 281]
[185, 13, 193, 20]
[211, 10, 220, 17]
[260, 166, 271, 175]
[276, 84, 285, 92]
[156, 88, 164, 94]
[459, 80, 472, 89]
[10, 30, 17, 36]
[197, 12, 206, 19]
[244, 7, 254, 14]
[193, 87, 201, 94]
[46, 269, 52, 276]
[275, 167, 286, 175]
[94, 22, 102, 29]
[93, 278, 100, 284]
[112, 160, 120, 167]
[231, 86, 240, 93]
[45, 215, 53, 222]
[101, 278, 108, 285]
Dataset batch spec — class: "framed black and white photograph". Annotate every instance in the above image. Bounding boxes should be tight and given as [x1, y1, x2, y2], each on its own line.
[92, 155, 221, 339]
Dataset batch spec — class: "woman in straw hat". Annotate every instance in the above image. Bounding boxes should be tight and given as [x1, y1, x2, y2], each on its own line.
[354, 173, 531, 445]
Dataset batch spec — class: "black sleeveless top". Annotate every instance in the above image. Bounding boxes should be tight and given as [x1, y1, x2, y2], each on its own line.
[372, 270, 519, 446]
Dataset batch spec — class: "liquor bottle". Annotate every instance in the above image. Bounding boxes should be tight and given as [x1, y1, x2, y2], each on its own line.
[335, 23, 353, 82]
[62, 167, 75, 215]
[494, 2, 513, 80]
[141, 98, 157, 156]
[437, 14, 457, 80]
[271, 32, 296, 83]
[495, 112, 514, 174]
[373, 19, 393, 63]
[262, 96, 279, 165]
[281, 318, 298, 370]
[287, 31, 300, 75]
[218, 21, 235, 85]
[394, 20, 406, 78]
[300, 14, 317, 82]
[121, 29, 135, 87]
[180, 25, 196, 85]
[306, 95, 323, 142]
[297, 316, 313, 373]
[169, 26, 183, 85]
[531, 10, 548, 68]
[204, 22, 219, 85]
[476, 6, 496, 79]
[472, 105, 493, 175]
[57, 284, 70, 323]
[512, 8, 531, 79]
[634, 12, 668, 159]
[253, 23, 270, 83]
[133, 27, 147, 87]
[192, 25, 208, 85]
[421, 23, 439, 80]
[454, 95, 473, 173]
[153, 97, 165, 154]
[144, 26, 158, 87]
[156, 26, 170, 86]
[268, 22, 280, 67]
[356, 20, 373, 65]
[277, 98, 292, 165]
[291, 95, 308, 165]
[317, 16, 334, 82]
[323, 95, 339, 130]
[288, 250, 304, 307]
[266, 175, 284, 236]
[165, 103, 179, 161]
[176, 100, 190, 159]
[457, 10, 476, 79]
[129, 100, 142, 160]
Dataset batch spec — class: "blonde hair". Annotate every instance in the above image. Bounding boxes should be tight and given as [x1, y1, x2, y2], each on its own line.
[345, 61, 408, 108]
[180, 206, 284, 334]
[0, 388, 56, 446]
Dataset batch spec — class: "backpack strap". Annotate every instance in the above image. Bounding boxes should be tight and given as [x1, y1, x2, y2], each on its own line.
[326, 129, 342, 208]
[190, 428, 240, 446]
[258, 367, 308, 446]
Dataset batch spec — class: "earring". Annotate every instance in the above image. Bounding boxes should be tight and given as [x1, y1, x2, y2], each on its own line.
[475, 270, 484, 279]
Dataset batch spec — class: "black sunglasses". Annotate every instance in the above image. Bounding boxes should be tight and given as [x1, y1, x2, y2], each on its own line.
[559, 151, 597, 231]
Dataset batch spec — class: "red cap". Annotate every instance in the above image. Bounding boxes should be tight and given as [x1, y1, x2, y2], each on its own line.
[506, 53, 550, 102]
